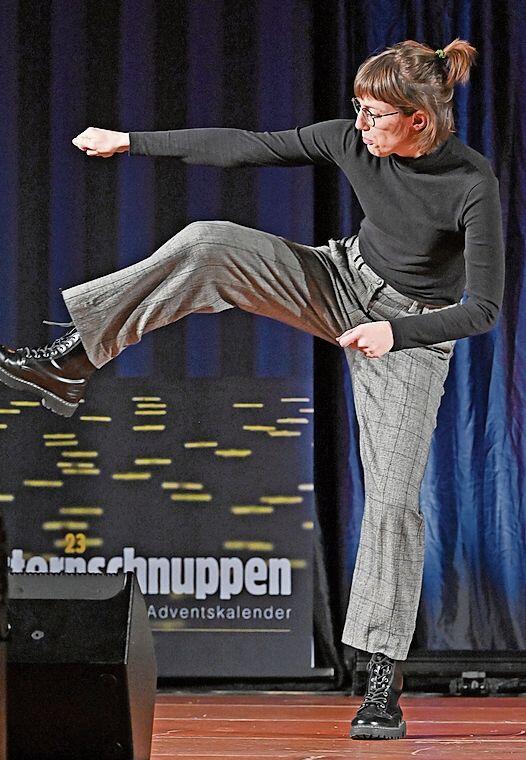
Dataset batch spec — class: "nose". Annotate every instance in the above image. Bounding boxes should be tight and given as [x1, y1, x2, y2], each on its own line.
[355, 110, 370, 131]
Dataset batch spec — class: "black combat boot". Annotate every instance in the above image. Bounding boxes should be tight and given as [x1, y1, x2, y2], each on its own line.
[0, 321, 97, 417]
[350, 652, 406, 739]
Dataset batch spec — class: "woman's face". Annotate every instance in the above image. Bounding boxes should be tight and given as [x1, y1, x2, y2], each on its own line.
[354, 95, 427, 158]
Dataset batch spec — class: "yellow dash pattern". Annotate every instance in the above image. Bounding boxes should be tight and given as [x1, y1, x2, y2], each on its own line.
[184, 441, 217, 448]
[44, 433, 76, 439]
[79, 416, 112, 422]
[62, 451, 98, 458]
[302, 521, 314, 529]
[0, 409, 20, 414]
[132, 397, 161, 402]
[242, 425, 276, 431]
[231, 506, 274, 514]
[45, 441, 79, 447]
[136, 403, 167, 409]
[232, 402, 264, 408]
[62, 469, 101, 476]
[0, 495, 14, 502]
[151, 621, 185, 630]
[135, 458, 172, 466]
[57, 462, 95, 469]
[112, 472, 152, 481]
[23, 480, 63, 488]
[10, 400, 40, 407]
[59, 508, 103, 515]
[298, 483, 314, 491]
[276, 418, 309, 424]
[42, 521, 89, 530]
[214, 449, 252, 458]
[224, 540, 273, 551]
[281, 397, 310, 402]
[54, 538, 103, 549]
[170, 494, 212, 502]
[267, 430, 301, 437]
[134, 410, 167, 416]
[133, 425, 166, 431]
[289, 559, 307, 569]
[260, 496, 303, 505]
[0, 425, 7, 430]
[162, 482, 203, 490]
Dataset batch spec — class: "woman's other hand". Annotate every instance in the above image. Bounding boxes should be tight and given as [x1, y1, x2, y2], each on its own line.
[337, 321, 394, 358]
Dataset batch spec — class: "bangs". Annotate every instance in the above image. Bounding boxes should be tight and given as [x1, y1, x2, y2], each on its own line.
[354, 54, 414, 110]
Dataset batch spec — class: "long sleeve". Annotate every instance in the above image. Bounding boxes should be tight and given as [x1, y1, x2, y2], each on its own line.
[387, 177, 505, 351]
[128, 119, 356, 167]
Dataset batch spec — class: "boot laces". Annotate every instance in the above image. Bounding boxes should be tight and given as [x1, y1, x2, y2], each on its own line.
[19, 321, 78, 361]
[360, 654, 394, 710]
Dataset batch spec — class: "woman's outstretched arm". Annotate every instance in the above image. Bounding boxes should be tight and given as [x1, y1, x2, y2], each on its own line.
[72, 120, 357, 168]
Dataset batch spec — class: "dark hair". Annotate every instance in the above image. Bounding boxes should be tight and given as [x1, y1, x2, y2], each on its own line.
[353, 38, 478, 154]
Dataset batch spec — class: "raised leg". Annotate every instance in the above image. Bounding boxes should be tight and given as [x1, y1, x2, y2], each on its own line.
[62, 220, 362, 367]
[0, 221, 370, 415]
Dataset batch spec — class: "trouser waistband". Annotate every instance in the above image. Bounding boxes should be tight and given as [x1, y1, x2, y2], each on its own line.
[340, 235, 448, 312]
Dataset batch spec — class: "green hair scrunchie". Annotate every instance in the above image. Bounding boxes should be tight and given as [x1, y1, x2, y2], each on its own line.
[435, 48, 447, 58]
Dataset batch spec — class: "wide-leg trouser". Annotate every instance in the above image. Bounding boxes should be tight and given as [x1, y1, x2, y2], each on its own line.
[62, 220, 457, 661]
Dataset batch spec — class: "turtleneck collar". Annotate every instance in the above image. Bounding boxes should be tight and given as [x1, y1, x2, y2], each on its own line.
[390, 133, 453, 172]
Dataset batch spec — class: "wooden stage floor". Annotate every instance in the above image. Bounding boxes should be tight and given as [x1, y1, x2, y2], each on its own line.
[151, 691, 526, 758]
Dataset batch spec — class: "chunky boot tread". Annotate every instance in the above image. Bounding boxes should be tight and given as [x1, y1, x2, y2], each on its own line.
[351, 720, 407, 739]
[0, 366, 79, 416]
[41, 397, 78, 418]
[350, 652, 406, 741]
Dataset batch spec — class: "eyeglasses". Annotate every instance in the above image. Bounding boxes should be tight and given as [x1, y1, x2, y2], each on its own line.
[351, 97, 400, 127]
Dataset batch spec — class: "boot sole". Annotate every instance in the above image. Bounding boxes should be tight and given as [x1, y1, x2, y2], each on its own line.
[0, 366, 79, 418]
[350, 720, 406, 739]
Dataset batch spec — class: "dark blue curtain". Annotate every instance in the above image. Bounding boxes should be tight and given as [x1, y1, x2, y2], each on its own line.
[318, 0, 526, 651]
[311, 0, 526, 669]
[1, 0, 524, 685]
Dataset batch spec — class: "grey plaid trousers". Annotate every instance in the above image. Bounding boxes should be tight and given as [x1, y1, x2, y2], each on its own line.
[62, 220, 457, 661]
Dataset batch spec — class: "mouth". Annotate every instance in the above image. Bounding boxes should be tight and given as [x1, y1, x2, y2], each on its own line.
[362, 136, 374, 144]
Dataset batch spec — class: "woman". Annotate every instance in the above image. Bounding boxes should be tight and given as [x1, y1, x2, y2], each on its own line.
[0, 38, 504, 740]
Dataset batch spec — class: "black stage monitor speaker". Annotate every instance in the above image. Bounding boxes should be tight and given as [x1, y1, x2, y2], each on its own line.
[6, 571, 157, 760]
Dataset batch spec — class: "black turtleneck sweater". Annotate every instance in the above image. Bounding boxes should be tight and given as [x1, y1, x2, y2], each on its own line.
[129, 119, 505, 351]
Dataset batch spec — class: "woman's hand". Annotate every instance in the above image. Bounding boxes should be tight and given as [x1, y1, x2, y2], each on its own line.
[72, 127, 130, 157]
[337, 321, 394, 358]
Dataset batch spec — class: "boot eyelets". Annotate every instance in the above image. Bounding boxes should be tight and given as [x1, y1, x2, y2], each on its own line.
[19, 328, 80, 362]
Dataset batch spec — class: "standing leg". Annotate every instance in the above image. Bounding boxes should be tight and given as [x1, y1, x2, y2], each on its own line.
[341, 341, 454, 661]
[329, 235, 458, 740]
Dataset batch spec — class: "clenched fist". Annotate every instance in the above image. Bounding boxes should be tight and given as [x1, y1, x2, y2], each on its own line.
[72, 127, 130, 158]
[337, 321, 394, 358]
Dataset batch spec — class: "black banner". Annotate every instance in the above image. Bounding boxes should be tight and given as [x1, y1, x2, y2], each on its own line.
[1, 376, 315, 677]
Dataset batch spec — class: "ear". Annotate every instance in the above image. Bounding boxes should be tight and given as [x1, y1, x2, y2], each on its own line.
[411, 110, 428, 131]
